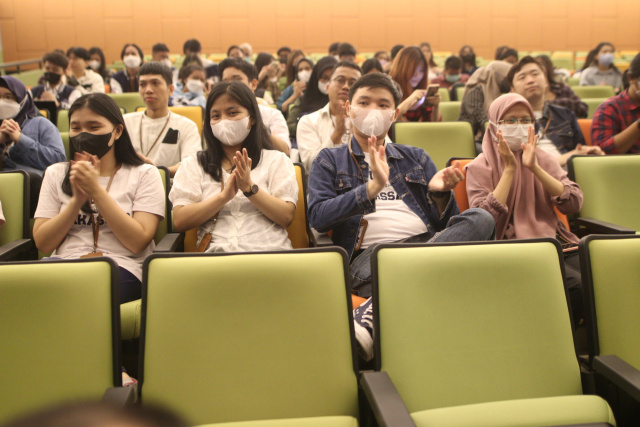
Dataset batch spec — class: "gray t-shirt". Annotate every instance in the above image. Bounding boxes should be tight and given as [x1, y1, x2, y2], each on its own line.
[579, 66, 622, 90]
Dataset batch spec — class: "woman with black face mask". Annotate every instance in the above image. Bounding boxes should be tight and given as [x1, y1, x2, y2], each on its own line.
[33, 94, 165, 386]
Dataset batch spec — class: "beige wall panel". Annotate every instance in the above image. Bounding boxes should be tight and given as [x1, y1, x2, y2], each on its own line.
[45, 20, 77, 51]
[103, 19, 134, 62]
[103, 0, 132, 18]
[13, 0, 46, 52]
[218, 19, 250, 50]
[43, 0, 74, 18]
[1, 19, 18, 61]
[0, 0, 16, 19]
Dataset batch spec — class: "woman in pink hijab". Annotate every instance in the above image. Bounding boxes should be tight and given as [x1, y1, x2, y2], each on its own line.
[466, 93, 584, 324]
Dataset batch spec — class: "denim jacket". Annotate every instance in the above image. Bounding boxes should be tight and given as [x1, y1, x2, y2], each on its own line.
[535, 103, 585, 154]
[308, 137, 458, 259]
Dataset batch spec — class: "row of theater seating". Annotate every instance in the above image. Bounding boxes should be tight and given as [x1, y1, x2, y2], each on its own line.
[2, 236, 640, 425]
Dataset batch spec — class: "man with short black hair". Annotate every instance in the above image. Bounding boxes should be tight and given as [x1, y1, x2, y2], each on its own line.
[308, 73, 494, 359]
[66, 47, 105, 96]
[508, 56, 603, 166]
[123, 62, 201, 176]
[337, 43, 357, 63]
[218, 58, 290, 154]
[296, 61, 364, 171]
[277, 46, 291, 65]
[431, 56, 469, 89]
[328, 42, 341, 58]
[152, 43, 171, 66]
[183, 38, 218, 79]
[30, 51, 81, 109]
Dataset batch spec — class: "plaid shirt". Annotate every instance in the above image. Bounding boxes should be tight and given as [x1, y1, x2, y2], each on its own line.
[592, 90, 640, 154]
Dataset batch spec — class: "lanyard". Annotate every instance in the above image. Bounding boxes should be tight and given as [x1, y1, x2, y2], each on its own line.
[538, 108, 552, 140]
[89, 165, 120, 253]
[140, 112, 171, 157]
[348, 138, 367, 183]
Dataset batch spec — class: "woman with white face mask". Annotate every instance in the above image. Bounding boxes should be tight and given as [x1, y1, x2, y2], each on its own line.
[172, 64, 207, 109]
[579, 42, 623, 93]
[110, 43, 145, 94]
[276, 57, 314, 115]
[170, 81, 298, 253]
[466, 93, 585, 325]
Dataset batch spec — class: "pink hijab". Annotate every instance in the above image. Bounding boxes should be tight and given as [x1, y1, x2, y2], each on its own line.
[466, 93, 580, 241]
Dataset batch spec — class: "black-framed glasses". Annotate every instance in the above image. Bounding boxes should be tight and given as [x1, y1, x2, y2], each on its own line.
[331, 76, 358, 87]
[497, 117, 535, 126]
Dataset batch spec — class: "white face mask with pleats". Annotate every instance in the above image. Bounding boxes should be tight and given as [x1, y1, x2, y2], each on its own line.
[0, 99, 21, 120]
[491, 122, 531, 151]
[211, 116, 251, 146]
[350, 107, 395, 137]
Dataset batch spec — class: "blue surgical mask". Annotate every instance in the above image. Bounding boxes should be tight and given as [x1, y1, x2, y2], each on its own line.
[599, 52, 614, 66]
[445, 74, 461, 83]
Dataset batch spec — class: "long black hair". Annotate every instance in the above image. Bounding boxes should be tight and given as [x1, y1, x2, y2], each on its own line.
[88, 47, 109, 81]
[198, 81, 273, 182]
[300, 56, 336, 114]
[62, 93, 143, 210]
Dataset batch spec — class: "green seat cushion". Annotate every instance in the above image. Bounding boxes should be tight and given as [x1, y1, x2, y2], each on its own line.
[198, 416, 358, 427]
[411, 395, 615, 427]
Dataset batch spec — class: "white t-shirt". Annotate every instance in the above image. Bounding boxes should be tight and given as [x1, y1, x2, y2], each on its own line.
[169, 151, 298, 253]
[360, 152, 428, 249]
[124, 111, 202, 168]
[34, 162, 165, 280]
[258, 104, 291, 149]
[74, 69, 106, 95]
[0, 200, 4, 226]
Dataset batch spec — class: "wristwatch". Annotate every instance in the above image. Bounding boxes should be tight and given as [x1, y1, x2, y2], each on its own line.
[243, 183, 259, 198]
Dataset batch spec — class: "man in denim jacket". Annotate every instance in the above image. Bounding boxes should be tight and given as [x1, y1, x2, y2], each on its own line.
[308, 73, 495, 300]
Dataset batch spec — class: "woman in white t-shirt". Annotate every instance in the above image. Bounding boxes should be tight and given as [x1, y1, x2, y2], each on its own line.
[170, 81, 297, 252]
[34, 93, 165, 301]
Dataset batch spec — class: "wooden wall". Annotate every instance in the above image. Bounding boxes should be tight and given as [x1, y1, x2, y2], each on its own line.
[1, 0, 638, 64]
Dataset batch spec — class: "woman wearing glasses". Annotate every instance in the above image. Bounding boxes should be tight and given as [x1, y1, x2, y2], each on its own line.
[466, 93, 584, 325]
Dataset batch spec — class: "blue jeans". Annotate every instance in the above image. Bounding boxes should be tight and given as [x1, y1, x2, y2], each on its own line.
[349, 208, 496, 298]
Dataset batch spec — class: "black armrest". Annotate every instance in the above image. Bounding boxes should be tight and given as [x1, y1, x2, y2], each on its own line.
[0, 239, 35, 261]
[593, 355, 640, 403]
[360, 371, 416, 427]
[154, 232, 184, 253]
[101, 386, 136, 407]
[576, 218, 635, 235]
[310, 228, 333, 247]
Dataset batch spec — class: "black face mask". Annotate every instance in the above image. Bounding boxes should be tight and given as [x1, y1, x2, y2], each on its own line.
[44, 72, 62, 85]
[70, 131, 114, 159]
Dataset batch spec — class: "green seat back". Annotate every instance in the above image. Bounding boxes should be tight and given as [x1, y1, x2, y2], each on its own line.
[0, 258, 119, 422]
[439, 101, 461, 122]
[581, 235, 640, 369]
[60, 131, 70, 160]
[437, 88, 450, 102]
[107, 93, 144, 114]
[394, 122, 476, 170]
[551, 57, 574, 71]
[140, 250, 358, 425]
[57, 109, 69, 132]
[374, 240, 582, 414]
[582, 97, 608, 119]
[154, 166, 170, 243]
[0, 171, 28, 246]
[572, 85, 615, 99]
[13, 69, 43, 87]
[568, 155, 640, 230]
[567, 77, 581, 86]
[456, 86, 466, 101]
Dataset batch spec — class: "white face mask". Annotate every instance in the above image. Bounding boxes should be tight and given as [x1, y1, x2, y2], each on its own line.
[297, 70, 311, 83]
[350, 107, 395, 137]
[88, 60, 101, 71]
[318, 80, 329, 95]
[211, 116, 251, 146]
[186, 79, 204, 95]
[492, 122, 531, 151]
[123, 55, 142, 69]
[0, 99, 20, 120]
[161, 58, 172, 68]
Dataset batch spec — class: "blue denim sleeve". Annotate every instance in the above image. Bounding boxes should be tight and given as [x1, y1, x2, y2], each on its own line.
[308, 149, 375, 232]
[421, 151, 459, 231]
[9, 117, 66, 170]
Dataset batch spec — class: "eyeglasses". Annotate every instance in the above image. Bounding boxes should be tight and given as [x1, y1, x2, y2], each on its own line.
[497, 117, 535, 126]
[331, 76, 358, 87]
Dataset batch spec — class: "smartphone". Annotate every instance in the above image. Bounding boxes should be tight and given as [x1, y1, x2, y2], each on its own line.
[426, 84, 439, 97]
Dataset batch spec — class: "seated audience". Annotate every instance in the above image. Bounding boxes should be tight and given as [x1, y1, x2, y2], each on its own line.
[172, 64, 207, 109]
[1, 76, 66, 174]
[183, 38, 218, 80]
[591, 53, 640, 154]
[297, 61, 361, 171]
[337, 43, 357, 63]
[459, 45, 479, 75]
[152, 43, 173, 69]
[431, 56, 469, 89]
[111, 43, 144, 94]
[328, 42, 340, 58]
[169, 81, 297, 253]
[66, 47, 105, 96]
[508, 56, 603, 166]
[277, 57, 313, 115]
[389, 46, 442, 122]
[30, 51, 80, 109]
[240, 42, 253, 62]
[496, 47, 518, 64]
[227, 45, 244, 59]
[466, 93, 584, 324]
[361, 58, 383, 75]
[277, 49, 305, 107]
[33, 93, 165, 386]
[123, 62, 201, 176]
[580, 42, 623, 92]
[219, 58, 291, 155]
[254, 52, 281, 102]
[307, 73, 495, 359]
[459, 61, 511, 146]
[289, 56, 337, 136]
[374, 51, 389, 69]
[536, 55, 588, 118]
[419, 42, 443, 79]
[88, 47, 111, 87]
